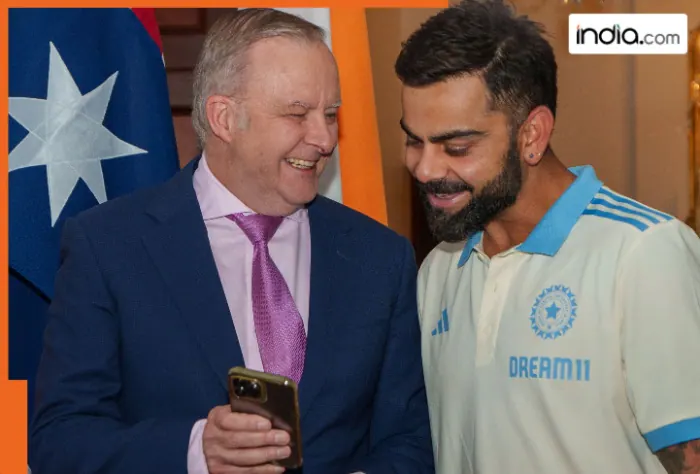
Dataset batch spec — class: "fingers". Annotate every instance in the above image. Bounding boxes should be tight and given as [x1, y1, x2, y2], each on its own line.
[251, 464, 287, 474]
[207, 463, 286, 474]
[220, 429, 290, 449]
[205, 445, 291, 474]
[209, 407, 290, 449]
[215, 445, 292, 467]
[203, 405, 294, 472]
[210, 406, 271, 432]
[221, 413, 271, 432]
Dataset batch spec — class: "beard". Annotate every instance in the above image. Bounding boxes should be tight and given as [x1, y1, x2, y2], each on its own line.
[416, 133, 523, 243]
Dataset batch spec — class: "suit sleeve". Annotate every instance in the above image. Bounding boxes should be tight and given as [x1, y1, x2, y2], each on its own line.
[349, 238, 435, 474]
[29, 217, 198, 474]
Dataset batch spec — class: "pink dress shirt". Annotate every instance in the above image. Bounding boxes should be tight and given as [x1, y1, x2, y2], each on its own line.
[186, 154, 311, 473]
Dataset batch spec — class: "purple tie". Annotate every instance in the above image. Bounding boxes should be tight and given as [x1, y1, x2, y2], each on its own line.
[227, 213, 306, 384]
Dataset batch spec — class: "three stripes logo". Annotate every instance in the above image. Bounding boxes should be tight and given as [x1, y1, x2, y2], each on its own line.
[431, 309, 450, 336]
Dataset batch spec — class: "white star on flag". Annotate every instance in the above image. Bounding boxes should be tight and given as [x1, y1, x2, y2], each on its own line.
[9, 42, 147, 226]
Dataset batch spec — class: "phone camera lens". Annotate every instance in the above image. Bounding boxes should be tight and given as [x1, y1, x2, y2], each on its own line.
[232, 378, 261, 398]
[249, 381, 261, 398]
[233, 379, 246, 397]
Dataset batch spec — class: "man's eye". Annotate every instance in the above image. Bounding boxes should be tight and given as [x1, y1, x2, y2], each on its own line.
[405, 137, 422, 147]
[445, 146, 468, 157]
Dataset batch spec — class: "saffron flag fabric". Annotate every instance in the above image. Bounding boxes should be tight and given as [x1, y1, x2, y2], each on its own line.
[273, 8, 388, 225]
[8, 8, 180, 427]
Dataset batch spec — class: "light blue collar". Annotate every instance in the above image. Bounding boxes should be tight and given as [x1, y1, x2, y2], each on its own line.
[457, 165, 602, 267]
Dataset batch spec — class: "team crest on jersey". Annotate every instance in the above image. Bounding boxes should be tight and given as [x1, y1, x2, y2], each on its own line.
[530, 285, 578, 340]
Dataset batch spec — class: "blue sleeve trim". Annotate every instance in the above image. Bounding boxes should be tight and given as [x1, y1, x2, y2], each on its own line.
[644, 416, 700, 452]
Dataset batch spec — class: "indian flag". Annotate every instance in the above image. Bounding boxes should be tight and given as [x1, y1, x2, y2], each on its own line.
[274, 8, 388, 226]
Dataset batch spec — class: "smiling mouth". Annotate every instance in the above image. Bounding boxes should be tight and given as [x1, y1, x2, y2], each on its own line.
[428, 191, 468, 209]
[285, 157, 317, 170]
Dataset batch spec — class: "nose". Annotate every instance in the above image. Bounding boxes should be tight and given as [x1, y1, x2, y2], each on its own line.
[411, 146, 448, 183]
[305, 112, 337, 155]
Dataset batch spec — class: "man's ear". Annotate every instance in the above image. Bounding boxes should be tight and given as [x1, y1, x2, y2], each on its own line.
[519, 105, 555, 166]
[205, 94, 237, 144]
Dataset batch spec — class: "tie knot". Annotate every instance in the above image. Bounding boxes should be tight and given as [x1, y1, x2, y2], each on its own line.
[227, 213, 284, 245]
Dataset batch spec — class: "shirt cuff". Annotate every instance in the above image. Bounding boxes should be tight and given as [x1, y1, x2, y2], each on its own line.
[644, 416, 700, 452]
[187, 419, 209, 474]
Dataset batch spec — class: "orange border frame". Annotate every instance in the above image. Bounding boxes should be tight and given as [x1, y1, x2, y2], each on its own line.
[1, 2, 446, 473]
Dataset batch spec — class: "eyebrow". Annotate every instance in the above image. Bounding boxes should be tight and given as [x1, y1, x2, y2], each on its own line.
[399, 118, 487, 143]
[288, 100, 342, 110]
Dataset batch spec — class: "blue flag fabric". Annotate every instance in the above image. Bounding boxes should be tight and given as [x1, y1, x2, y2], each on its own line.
[9, 8, 180, 424]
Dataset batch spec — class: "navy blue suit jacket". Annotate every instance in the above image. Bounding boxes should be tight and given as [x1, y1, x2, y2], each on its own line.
[29, 159, 434, 474]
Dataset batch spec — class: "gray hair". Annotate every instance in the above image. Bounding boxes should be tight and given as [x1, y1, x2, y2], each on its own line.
[191, 8, 327, 148]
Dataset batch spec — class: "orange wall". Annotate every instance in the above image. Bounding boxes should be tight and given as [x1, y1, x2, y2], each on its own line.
[366, 8, 442, 240]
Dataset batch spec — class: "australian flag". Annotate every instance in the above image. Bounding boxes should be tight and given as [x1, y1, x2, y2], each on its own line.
[9, 8, 181, 426]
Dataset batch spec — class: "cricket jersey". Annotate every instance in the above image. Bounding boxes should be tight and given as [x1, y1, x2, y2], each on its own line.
[418, 165, 700, 474]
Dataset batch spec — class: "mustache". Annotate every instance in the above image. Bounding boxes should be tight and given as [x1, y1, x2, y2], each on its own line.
[416, 178, 473, 195]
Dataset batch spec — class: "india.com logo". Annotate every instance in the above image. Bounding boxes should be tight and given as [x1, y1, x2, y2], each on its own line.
[576, 24, 681, 46]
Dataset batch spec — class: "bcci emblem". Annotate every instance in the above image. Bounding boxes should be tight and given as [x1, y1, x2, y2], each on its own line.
[530, 285, 578, 340]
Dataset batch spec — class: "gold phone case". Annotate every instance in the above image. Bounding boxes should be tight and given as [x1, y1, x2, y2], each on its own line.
[228, 367, 303, 469]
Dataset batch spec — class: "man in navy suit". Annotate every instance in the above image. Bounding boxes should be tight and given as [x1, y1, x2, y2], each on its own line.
[29, 9, 433, 474]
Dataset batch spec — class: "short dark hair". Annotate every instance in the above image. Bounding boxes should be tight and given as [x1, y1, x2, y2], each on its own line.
[395, 0, 557, 128]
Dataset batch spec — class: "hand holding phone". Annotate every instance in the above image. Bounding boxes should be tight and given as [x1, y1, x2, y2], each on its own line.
[228, 367, 304, 470]
[201, 405, 291, 474]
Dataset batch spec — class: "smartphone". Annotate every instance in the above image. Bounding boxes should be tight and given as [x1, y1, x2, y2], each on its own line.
[228, 366, 303, 469]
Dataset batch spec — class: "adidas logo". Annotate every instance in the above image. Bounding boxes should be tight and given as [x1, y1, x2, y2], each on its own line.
[431, 309, 450, 336]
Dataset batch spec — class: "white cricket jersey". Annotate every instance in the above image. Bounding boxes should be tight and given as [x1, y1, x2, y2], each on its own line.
[417, 165, 700, 474]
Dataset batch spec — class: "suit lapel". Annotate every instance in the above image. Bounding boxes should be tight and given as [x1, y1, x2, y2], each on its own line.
[298, 198, 351, 418]
[141, 167, 353, 407]
[141, 160, 244, 394]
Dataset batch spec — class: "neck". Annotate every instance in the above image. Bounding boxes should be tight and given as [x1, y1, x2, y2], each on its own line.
[481, 153, 576, 258]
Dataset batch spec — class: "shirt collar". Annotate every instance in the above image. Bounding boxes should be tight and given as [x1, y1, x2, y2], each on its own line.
[193, 153, 308, 222]
[457, 165, 602, 267]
